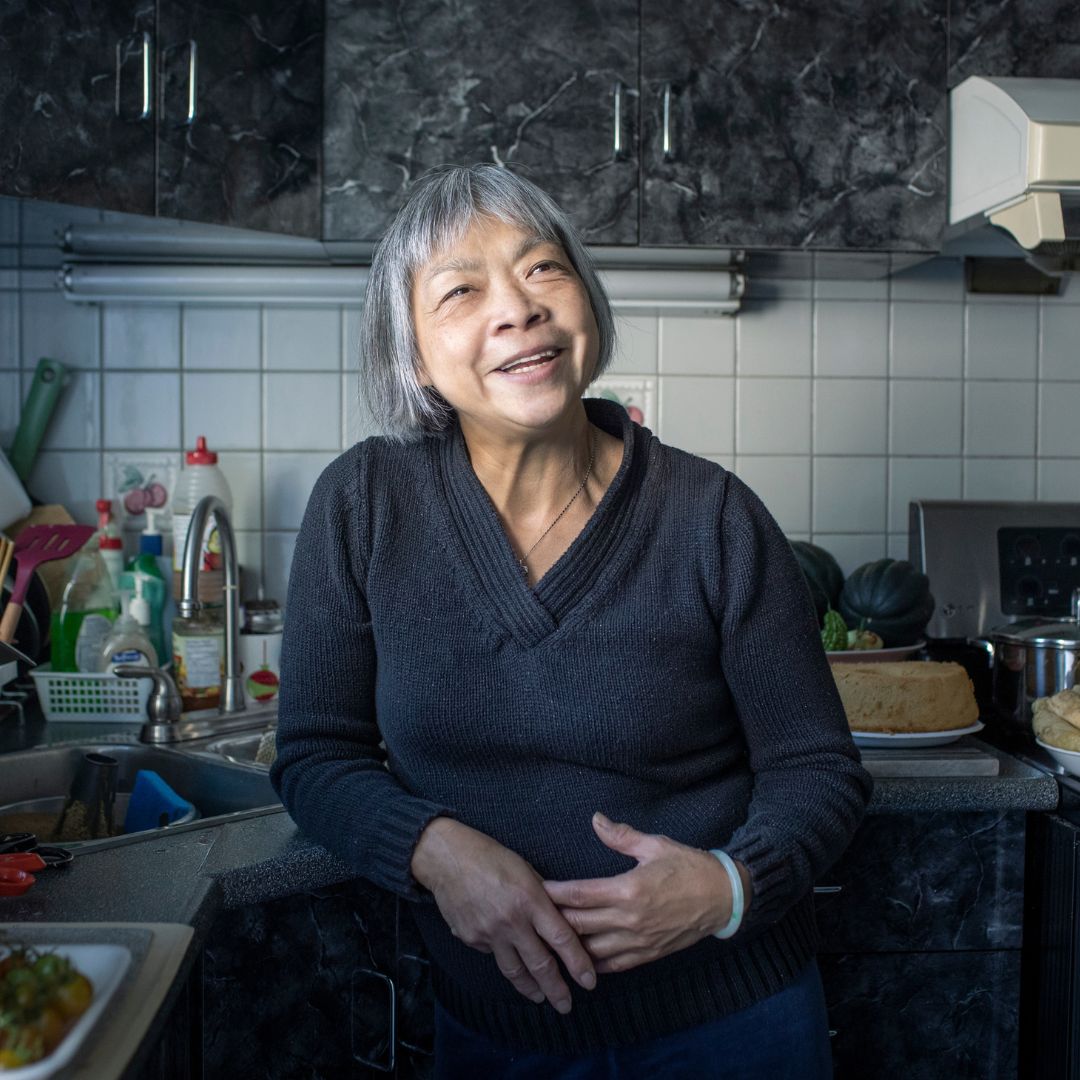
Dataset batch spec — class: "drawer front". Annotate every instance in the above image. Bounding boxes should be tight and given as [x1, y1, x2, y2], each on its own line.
[814, 811, 1026, 952]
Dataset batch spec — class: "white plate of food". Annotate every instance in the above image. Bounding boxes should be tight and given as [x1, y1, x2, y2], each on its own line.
[827, 640, 926, 664]
[0, 942, 130, 1077]
[852, 720, 984, 749]
[1035, 737, 1080, 778]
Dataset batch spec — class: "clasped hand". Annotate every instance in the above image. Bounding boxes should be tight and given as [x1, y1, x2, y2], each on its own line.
[412, 813, 739, 1015]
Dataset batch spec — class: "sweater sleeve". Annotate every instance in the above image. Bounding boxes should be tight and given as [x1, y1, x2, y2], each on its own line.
[270, 452, 456, 901]
[713, 474, 874, 936]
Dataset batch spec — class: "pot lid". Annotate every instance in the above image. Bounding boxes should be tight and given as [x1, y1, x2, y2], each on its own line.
[990, 618, 1080, 646]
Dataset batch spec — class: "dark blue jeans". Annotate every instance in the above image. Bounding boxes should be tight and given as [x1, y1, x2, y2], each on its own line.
[434, 958, 833, 1079]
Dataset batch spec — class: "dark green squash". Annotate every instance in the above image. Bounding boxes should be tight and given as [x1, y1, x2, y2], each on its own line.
[838, 559, 935, 647]
[789, 541, 844, 622]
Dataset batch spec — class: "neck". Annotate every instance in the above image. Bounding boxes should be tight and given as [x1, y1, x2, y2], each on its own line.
[460, 406, 595, 524]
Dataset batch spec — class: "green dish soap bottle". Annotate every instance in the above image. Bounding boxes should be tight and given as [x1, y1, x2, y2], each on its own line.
[125, 509, 168, 665]
[51, 540, 120, 672]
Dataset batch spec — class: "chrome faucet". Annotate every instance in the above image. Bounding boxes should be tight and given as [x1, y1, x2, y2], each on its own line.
[178, 495, 245, 716]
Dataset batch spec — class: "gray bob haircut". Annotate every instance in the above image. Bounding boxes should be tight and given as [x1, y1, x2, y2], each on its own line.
[357, 164, 617, 442]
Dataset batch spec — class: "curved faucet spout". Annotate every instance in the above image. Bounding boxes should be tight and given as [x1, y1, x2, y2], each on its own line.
[178, 494, 245, 715]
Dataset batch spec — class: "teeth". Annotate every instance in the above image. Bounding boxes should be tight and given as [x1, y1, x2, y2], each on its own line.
[501, 349, 558, 372]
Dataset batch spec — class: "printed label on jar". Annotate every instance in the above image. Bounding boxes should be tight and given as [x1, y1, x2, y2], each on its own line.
[173, 633, 223, 713]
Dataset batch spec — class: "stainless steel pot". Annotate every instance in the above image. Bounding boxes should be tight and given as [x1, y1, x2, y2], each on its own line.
[980, 591, 1080, 733]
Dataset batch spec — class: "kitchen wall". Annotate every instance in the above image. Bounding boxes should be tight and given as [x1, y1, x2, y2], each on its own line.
[2, 196, 1079, 608]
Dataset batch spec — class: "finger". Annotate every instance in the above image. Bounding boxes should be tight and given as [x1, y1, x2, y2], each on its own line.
[533, 908, 597, 993]
[595, 950, 653, 975]
[558, 906, 629, 936]
[592, 812, 659, 860]
[582, 931, 638, 961]
[514, 934, 574, 1014]
[492, 943, 546, 1006]
[543, 876, 629, 909]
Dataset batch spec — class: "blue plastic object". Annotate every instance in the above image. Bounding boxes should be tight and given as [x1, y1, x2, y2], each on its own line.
[123, 770, 195, 834]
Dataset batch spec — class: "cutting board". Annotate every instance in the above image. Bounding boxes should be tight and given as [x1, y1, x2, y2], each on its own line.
[859, 744, 1001, 777]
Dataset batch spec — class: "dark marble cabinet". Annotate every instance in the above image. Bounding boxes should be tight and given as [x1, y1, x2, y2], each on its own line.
[199, 881, 432, 1079]
[949, 0, 1080, 86]
[0, 0, 322, 235]
[0, 0, 156, 214]
[322, 0, 639, 245]
[156, 0, 322, 236]
[640, 0, 949, 251]
[815, 811, 1026, 1079]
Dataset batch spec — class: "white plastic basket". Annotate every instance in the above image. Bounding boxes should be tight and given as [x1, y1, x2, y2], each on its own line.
[30, 665, 153, 723]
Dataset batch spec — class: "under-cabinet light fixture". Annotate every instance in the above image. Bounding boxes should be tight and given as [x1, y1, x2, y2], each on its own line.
[58, 264, 746, 314]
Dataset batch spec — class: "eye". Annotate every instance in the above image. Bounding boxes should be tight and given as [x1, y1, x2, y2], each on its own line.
[441, 284, 472, 303]
[529, 260, 563, 276]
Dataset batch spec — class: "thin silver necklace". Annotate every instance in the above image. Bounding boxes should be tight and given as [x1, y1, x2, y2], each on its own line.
[518, 426, 598, 578]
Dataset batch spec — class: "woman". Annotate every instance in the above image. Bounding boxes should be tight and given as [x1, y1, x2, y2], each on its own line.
[271, 164, 873, 1078]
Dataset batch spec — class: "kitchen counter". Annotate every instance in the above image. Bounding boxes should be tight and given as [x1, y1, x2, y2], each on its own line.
[0, 697, 1063, 1077]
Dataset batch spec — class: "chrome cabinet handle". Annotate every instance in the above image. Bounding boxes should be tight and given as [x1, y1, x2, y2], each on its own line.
[813, 885, 843, 894]
[162, 40, 198, 125]
[612, 81, 625, 159]
[115, 32, 152, 121]
[351, 968, 396, 1072]
[662, 83, 675, 161]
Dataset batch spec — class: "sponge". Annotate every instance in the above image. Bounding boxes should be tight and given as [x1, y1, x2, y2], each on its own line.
[123, 770, 196, 834]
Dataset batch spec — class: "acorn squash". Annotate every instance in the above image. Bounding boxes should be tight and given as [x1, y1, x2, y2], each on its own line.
[790, 541, 844, 622]
[838, 559, 934, 647]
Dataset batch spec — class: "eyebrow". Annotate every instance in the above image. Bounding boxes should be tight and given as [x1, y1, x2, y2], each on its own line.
[423, 233, 553, 284]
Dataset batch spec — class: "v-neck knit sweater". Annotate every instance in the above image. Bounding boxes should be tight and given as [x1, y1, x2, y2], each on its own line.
[271, 397, 873, 1055]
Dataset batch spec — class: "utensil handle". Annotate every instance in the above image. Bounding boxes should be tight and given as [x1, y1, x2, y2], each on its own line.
[7, 358, 67, 484]
[0, 599, 22, 645]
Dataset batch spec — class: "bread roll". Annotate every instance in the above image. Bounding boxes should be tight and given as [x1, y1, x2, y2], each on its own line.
[1033, 697, 1080, 751]
[831, 660, 979, 734]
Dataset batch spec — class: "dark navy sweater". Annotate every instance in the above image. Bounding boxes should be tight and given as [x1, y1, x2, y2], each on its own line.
[271, 397, 873, 1054]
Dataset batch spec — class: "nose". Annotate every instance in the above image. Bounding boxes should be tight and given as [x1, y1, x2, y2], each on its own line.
[489, 277, 547, 333]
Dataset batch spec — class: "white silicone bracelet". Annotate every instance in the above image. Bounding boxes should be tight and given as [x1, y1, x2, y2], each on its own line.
[709, 849, 744, 940]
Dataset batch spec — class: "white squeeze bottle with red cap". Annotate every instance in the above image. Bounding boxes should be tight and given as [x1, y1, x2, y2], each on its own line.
[172, 436, 233, 572]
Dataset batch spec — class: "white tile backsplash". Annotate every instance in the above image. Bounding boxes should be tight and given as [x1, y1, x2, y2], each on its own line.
[215, 451, 263, 532]
[22, 289, 100, 369]
[737, 300, 811, 376]
[966, 301, 1038, 380]
[812, 457, 887, 533]
[814, 300, 888, 377]
[1037, 459, 1080, 501]
[26, 450, 102, 523]
[889, 257, 964, 302]
[264, 372, 341, 451]
[889, 302, 963, 379]
[183, 306, 261, 370]
[659, 376, 734, 455]
[103, 305, 180, 370]
[0, 371, 19, 445]
[811, 533, 888, 576]
[265, 307, 341, 371]
[964, 458, 1036, 500]
[736, 378, 810, 455]
[0, 292, 18, 367]
[965, 380, 1035, 456]
[36, 367, 100, 450]
[1041, 300, 1080, 381]
[104, 372, 181, 449]
[889, 379, 962, 456]
[183, 372, 262, 450]
[813, 378, 887, 455]
[659, 316, 735, 375]
[1038, 382, 1080, 458]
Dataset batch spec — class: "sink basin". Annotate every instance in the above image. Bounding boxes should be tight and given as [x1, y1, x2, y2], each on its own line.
[183, 729, 274, 768]
[0, 741, 283, 853]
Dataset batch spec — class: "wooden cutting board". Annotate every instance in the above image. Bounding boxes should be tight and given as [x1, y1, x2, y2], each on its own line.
[858, 744, 1000, 777]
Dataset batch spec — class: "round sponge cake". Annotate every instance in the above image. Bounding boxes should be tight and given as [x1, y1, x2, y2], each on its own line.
[830, 661, 979, 734]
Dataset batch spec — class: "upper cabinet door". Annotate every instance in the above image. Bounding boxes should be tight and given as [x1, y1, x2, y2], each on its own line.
[323, 0, 639, 244]
[156, 0, 323, 236]
[0, 0, 156, 214]
[640, 0, 948, 250]
[949, 0, 1080, 85]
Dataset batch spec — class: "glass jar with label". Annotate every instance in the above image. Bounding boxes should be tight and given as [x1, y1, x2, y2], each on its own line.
[240, 597, 283, 707]
[172, 604, 224, 713]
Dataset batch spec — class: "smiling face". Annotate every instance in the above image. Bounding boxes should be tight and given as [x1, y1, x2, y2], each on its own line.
[411, 216, 600, 441]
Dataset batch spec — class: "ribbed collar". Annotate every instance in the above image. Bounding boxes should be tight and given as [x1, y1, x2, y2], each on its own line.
[428, 398, 655, 647]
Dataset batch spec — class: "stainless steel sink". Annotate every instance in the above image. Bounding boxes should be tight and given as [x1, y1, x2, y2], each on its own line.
[183, 729, 274, 768]
[0, 740, 283, 853]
